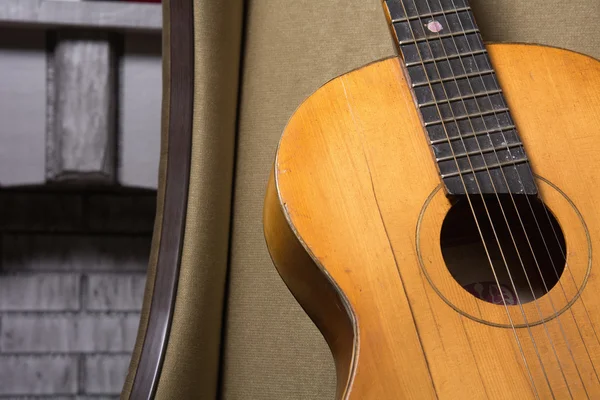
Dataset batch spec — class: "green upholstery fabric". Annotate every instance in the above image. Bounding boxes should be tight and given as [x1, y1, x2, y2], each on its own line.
[221, 1, 599, 399]
[122, 1, 244, 399]
[221, 3, 394, 399]
[153, 1, 244, 399]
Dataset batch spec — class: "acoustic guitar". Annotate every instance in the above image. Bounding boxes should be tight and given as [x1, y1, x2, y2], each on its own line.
[263, 0, 600, 398]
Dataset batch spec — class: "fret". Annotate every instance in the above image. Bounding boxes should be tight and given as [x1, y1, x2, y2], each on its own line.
[392, 8, 477, 43]
[393, 12, 478, 41]
[414, 79, 501, 104]
[384, 0, 537, 195]
[419, 89, 503, 108]
[437, 54, 491, 84]
[420, 93, 506, 122]
[412, 69, 494, 88]
[426, 113, 514, 142]
[429, 125, 517, 145]
[438, 0, 469, 8]
[385, 0, 469, 21]
[435, 142, 524, 162]
[441, 158, 529, 179]
[405, 49, 487, 67]
[394, 24, 480, 44]
[424, 108, 510, 127]
[442, 162, 536, 195]
[433, 131, 522, 161]
[430, 125, 521, 159]
[391, 6, 471, 23]
[438, 147, 528, 190]
[397, 28, 479, 45]
[398, 33, 484, 63]
[407, 57, 495, 86]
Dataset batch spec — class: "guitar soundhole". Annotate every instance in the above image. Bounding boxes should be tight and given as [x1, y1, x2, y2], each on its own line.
[440, 194, 566, 305]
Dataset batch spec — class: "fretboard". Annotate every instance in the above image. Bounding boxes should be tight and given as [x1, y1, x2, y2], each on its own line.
[384, 0, 537, 196]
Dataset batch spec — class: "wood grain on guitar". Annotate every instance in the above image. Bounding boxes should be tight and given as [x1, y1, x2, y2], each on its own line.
[264, 1, 600, 398]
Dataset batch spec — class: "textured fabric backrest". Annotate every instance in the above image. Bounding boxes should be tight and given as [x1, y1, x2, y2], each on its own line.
[152, 1, 244, 399]
[221, 1, 599, 399]
[122, 1, 244, 399]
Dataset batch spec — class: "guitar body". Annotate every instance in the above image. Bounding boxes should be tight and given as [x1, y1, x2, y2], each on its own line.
[264, 44, 600, 399]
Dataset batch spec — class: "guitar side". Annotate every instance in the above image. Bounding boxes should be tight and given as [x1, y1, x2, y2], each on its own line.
[264, 171, 357, 399]
[264, 44, 600, 399]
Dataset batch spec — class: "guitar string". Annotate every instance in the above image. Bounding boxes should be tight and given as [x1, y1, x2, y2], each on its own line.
[444, 0, 597, 391]
[428, 0, 587, 395]
[445, 0, 599, 389]
[528, 172, 600, 383]
[531, 172, 600, 368]
[391, 1, 540, 397]
[393, 1, 598, 395]
[438, 4, 590, 397]
[453, 0, 600, 382]
[424, 2, 580, 396]
[400, 1, 558, 397]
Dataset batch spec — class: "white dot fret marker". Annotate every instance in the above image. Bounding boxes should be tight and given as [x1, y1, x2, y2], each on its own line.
[427, 20, 444, 33]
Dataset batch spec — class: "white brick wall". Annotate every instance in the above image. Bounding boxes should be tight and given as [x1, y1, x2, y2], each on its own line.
[0, 356, 78, 395]
[2, 235, 151, 272]
[0, 275, 79, 311]
[0, 190, 154, 399]
[0, 396, 119, 399]
[2, 397, 77, 400]
[84, 355, 130, 394]
[1, 315, 140, 353]
[86, 275, 146, 311]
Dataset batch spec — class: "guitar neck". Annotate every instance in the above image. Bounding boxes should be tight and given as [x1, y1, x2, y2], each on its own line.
[384, 0, 537, 196]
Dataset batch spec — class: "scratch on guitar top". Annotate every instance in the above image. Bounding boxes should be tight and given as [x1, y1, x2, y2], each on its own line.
[341, 78, 359, 128]
[283, 202, 311, 220]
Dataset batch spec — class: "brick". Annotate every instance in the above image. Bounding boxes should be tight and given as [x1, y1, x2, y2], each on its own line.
[76, 397, 120, 400]
[0, 355, 77, 395]
[2, 397, 73, 400]
[3, 398, 120, 400]
[83, 355, 130, 395]
[86, 274, 146, 311]
[0, 192, 83, 231]
[1, 315, 140, 353]
[86, 194, 156, 233]
[0, 274, 79, 311]
[2, 234, 150, 272]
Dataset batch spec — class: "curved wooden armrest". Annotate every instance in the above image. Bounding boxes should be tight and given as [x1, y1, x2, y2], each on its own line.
[128, 0, 194, 398]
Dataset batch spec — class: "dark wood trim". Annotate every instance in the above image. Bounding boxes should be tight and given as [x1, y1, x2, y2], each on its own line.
[129, 0, 194, 398]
